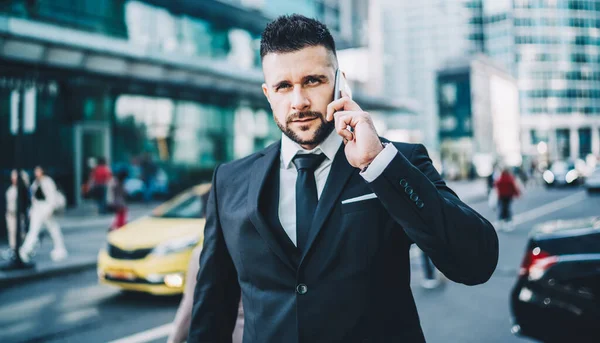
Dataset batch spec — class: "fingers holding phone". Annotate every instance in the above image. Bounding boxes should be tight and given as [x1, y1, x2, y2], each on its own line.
[326, 69, 383, 168]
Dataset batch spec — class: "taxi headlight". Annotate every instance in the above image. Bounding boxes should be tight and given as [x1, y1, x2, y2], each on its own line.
[150, 235, 199, 256]
[164, 273, 184, 288]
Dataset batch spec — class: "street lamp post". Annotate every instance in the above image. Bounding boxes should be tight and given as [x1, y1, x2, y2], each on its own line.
[1, 85, 35, 271]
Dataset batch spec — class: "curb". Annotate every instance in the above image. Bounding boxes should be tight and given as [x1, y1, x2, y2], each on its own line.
[0, 258, 98, 288]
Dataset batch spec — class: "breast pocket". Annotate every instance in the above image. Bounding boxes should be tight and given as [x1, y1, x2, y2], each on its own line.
[339, 198, 386, 270]
[341, 197, 382, 214]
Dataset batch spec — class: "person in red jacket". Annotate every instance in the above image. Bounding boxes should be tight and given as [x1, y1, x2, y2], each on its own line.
[88, 157, 112, 214]
[494, 168, 521, 231]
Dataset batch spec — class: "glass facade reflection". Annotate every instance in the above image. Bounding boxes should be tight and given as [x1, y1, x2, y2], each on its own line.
[124, 1, 262, 69]
[513, 0, 600, 116]
[508, 0, 600, 161]
[0, 0, 263, 69]
[0, 70, 279, 206]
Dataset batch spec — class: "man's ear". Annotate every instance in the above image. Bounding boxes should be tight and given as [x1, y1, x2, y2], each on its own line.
[262, 83, 271, 104]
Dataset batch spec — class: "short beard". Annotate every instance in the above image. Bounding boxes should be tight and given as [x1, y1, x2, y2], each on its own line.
[275, 111, 335, 147]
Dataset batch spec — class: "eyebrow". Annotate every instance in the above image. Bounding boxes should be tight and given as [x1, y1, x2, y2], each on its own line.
[272, 74, 329, 89]
[303, 74, 328, 84]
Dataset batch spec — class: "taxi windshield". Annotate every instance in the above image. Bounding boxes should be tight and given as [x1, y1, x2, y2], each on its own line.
[152, 193, 208, 219]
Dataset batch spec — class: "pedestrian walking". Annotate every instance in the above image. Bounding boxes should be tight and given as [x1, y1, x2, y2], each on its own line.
[4, 170, 30, 258]
[139, 153, 157, 203]
[107, 169, 129, 231]
[88, 157, 112, 214]
[420, 251, 441, 289]
[188, 14, 498, 343]
[494, 168, 521, 232]
[20, 166, 68, 262]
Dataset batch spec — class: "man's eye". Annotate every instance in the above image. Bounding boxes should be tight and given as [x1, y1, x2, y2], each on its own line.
[306, 78, 320, 85]
[277, 83, 291, 90]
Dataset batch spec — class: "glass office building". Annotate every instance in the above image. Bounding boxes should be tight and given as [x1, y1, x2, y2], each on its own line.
[381, 0, 484, 161]
[384, 0, 600, 164]
[509, 0, 600, 161]
[0, 0, 410, 216]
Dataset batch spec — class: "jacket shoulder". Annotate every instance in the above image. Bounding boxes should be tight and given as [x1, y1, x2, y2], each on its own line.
[216, 141, 279, 180]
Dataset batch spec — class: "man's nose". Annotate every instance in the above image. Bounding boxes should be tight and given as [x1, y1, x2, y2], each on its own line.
[291, 87, 310, 112]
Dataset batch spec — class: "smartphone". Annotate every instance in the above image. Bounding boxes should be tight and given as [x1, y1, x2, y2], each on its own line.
[332, 69, 354, 137]
[333, 69, 352, 101]
[333, 68, 343, 101]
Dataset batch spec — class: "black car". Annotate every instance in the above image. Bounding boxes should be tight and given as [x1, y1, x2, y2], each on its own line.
[510, 217, 600, 342]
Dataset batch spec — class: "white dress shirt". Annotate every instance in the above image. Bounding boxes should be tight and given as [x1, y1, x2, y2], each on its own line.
[278, 131, 399, 246]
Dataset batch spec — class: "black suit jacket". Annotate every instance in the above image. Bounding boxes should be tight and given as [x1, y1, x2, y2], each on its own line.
[189, 140, 498, 343]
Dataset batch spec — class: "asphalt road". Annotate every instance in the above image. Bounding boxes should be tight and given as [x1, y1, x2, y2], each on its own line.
[1, 185, 598, 343]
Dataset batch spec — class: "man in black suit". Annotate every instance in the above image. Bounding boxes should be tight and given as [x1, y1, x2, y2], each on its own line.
[189, 14, 498, 343]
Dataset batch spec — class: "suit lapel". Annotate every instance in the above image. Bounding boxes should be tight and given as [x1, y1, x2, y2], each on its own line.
[301, 143, 355, 262]
[247, 141, 296, 272]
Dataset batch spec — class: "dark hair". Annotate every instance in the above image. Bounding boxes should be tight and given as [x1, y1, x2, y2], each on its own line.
[260, 14, 337, 61]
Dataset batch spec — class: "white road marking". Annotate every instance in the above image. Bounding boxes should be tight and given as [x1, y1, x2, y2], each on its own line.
[511, 191, 587, 226]
[107, 323, 173, 343]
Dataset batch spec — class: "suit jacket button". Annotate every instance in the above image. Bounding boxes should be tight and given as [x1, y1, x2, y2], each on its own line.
[416, 200, 424, 209]
[296, 284, 308, 295]
[399, 179, 408, 187]
[404, 186, 414, 195]
[410, 193, 419, 202]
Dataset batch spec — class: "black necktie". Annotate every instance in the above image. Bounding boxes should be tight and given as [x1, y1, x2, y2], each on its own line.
[293, 153, 327, 252]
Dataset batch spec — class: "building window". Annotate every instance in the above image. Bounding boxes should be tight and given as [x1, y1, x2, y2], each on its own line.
[556, 128, 570, 159]
[530, 129, 548, 145]
[578, 128, 592, 158]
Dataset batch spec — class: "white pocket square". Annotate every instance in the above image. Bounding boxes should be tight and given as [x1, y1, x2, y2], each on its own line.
[341, 193, 378, 204]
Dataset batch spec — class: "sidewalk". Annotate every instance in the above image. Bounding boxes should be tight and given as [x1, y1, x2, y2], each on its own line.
[0, 201, 159, 288]
[446, 178, 489, 204]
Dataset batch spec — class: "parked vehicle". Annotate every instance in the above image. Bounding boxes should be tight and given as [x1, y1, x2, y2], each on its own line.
[584, 167, 600, 193]
[510, 217, 600, 342]
[97, 184, 210, 295]
[542, 161, 582, 187]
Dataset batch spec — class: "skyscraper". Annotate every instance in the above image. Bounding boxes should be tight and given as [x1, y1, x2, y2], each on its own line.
[383, 0, 600, 164]
[381, 0, 483, 160]
[509, 0, 600, 161]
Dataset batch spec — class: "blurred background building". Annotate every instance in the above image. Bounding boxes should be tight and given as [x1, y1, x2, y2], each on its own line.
[508, 0, 600, 167]
[382, 0, 600, 176]
[380, 0, 487, 169]
[0, 0, 414, 210]
[436, 55, 520, 180]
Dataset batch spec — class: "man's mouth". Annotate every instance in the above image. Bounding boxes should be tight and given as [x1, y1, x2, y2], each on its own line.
[292, 117, 317, 123]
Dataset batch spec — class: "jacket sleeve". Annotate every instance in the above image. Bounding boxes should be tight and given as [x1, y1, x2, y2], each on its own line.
[367, 143, 499, 285]
[188, 165, 241, 342]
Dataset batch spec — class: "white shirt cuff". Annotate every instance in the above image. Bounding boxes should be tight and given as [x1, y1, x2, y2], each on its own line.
[360, 143, 398, 182]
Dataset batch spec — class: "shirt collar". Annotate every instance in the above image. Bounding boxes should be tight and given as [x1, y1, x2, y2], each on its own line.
[281, 130, 342, 169]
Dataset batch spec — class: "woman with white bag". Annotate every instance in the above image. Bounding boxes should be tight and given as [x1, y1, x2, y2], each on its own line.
[20, 166, 68, 263]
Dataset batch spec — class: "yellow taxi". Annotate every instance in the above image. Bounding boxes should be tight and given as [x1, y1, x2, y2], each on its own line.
[97, 184, 210, 295]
